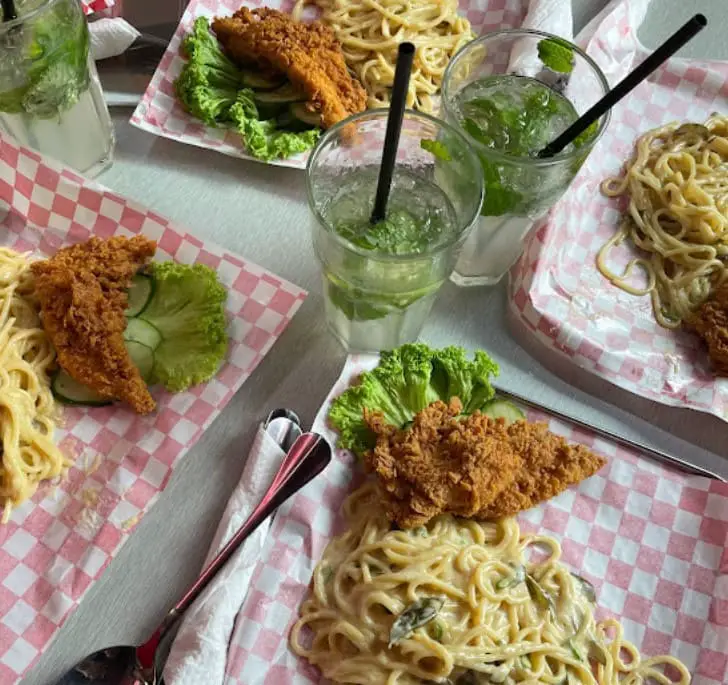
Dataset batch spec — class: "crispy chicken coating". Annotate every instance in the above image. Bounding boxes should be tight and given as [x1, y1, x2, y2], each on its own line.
[212, 8, 367, 129]
[364, 399, 607, 528]
[31, 236, 157, 414]
[364, 399, 522, 528]
[687, 283, 728, 376]
[476, 421, 607, 519]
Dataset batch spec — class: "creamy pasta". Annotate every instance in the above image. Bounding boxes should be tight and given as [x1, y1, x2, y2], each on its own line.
[291, 482, 689, 685]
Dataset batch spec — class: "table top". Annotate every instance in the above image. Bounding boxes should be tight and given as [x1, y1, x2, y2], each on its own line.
[22, 0, 728, 683]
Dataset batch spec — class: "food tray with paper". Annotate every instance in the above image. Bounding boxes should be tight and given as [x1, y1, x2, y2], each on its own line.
[223, 353, 728, 685]
[0, 132, 306, 683]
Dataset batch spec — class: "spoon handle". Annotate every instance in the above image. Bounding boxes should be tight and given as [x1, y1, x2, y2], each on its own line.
[135, 432, 331, 674]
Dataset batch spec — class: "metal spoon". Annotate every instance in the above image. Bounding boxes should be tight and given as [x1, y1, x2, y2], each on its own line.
[54, 431, 332, 685]
[264, 408, 302, 452]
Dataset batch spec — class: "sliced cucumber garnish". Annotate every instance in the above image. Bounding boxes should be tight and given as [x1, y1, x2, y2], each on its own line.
[125, 273, 154, 317]
[481, 398, 525, 424]
[125, 340, 154, 381]
[255, 82, 305, 105]
[124, 317, 162, 350]
[52, 371, 111, 406]
[289, 102, 321, 129]
[241, 69, 286, 91]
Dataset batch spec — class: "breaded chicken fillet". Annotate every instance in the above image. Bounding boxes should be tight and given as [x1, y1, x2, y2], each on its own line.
[687, 283, 728, 376]
[364, 398, 522, 528]
[365, 398, 607, 528]
[212, 8, 367, 129]
[31, 236, 157, 414]
[477, 421, 607, 519]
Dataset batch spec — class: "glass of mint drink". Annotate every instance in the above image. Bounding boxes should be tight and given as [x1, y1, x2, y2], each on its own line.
[307, 109, 484, 352]
[442, 30, 610, 286]
[0, 0, 115, 176]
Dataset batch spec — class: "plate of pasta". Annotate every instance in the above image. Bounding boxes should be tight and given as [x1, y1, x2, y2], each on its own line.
[130, 0, 526, 168]
[220, 351, 728, 685]
[509, 0, 728, 419]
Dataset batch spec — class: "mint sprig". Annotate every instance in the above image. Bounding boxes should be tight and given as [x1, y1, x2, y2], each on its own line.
[420, 138, 452, 161]
[537, 38, 575, 74]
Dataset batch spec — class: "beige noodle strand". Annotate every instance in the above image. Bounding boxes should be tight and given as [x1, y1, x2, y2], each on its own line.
[292, 0, 474, 113]
[291, 482, 690, 684]
[597, 114, 728, 329]
[0, 248, 67, 523]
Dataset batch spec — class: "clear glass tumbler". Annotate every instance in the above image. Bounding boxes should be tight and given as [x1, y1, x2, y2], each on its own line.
[0, 0, 115, 176]
[442, 29, 609, 286]
[307, 109, 484, 352]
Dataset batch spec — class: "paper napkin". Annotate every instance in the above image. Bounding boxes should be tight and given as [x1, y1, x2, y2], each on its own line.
[163, 424, 287, 685]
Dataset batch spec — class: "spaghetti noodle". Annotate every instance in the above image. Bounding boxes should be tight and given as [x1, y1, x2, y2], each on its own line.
[597, 114, 728, 329]
[292, 0, 474, 113]
[0, 248, 67, 523]
[291, 482, 689, 685]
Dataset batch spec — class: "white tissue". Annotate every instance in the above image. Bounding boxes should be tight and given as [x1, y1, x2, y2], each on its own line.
[163, 424, 287, 685]
[89, 17, 140, 61]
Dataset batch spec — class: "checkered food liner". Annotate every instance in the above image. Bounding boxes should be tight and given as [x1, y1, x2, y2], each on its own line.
[509, 0, 728, 420]
[129, 0, 535, 170]
[0, 132, 306, 683]
[83, 0, 115, 15]
[222, 354, 728, 685]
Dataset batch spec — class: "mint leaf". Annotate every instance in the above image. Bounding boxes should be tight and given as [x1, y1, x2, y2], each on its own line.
[420, 138, 451, 161]
[481, 181, 523, 216]
[573, 119, 599, 148]
[537, 38, 575, 74]
[327, 281, 389, 321]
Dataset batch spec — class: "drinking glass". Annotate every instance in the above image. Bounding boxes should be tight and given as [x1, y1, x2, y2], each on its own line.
[307, 109, 484, 352]
[0, 0, 115, 176]
[442, 29, 610, 286]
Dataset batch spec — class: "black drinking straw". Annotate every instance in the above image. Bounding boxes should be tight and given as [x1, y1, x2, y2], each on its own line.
[538, 13, 707, 158]
[1, 0, 17, 22]
[370, 42, 416, 224]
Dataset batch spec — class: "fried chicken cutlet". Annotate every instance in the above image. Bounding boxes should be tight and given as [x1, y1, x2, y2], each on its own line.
[687, 282, 728, 376]
[477, 421, 607, 519]
[31, 236, 157, 414]
[211, 8, 367, 129]
[364, 399, 522, 528]
[365, 398, 607, 528]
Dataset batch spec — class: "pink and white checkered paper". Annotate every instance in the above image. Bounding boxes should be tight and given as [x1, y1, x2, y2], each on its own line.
[0, 131, 306, 683]
[509, 0, 728, 420]
[222, 354, 728, 685]
[82, 0, 115, 15]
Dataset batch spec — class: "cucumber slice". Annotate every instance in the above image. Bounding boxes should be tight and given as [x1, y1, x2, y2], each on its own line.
[274, 109, 296, 130]
[241, 69, 286, 91]
[481, 399, 526, 424]
[51, 337, 156, 406]
[124, 317, 162, 350]
[256, 101, 287, 120]
[274, 108, 313, 133]
[52, 371, 111, 406]
[125, 340, 154, 381]
[289, 102, 321, 129]
[254, 82, 305, 105]
[125, 274, 154, 317]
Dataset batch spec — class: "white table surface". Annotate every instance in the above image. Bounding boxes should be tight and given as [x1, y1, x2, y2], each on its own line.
[23, 0, 728, 683]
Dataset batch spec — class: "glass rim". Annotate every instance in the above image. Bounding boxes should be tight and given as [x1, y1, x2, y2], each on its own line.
[306, 107, 485, 262]
[0, 0, 67, 31]
[442, 28, 611, 167]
